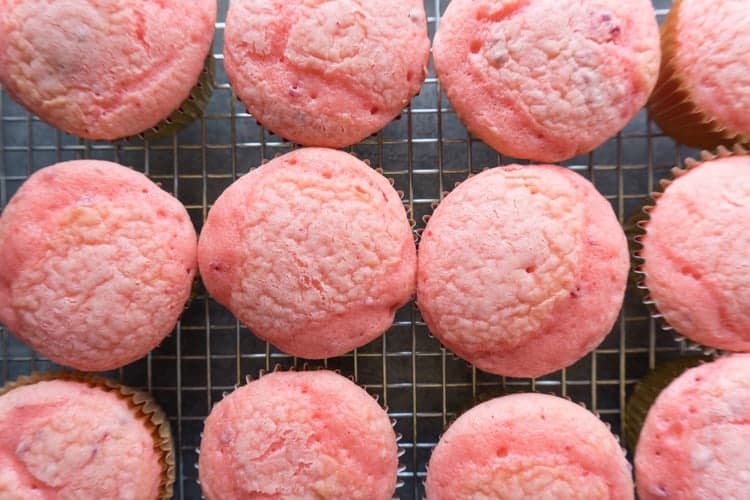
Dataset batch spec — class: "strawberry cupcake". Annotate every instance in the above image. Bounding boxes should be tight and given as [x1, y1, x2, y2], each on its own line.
[432, 0, 660, 162]
[623, 355, 708, 452]
[636, 148, 750, 352]
[223, 0, 430, 147]
[0, 372, 174, 499]
[648, 0, 750, 149]
[426, 393, 633, 499]
[198, 370, 399, 499]
[0, 160, 198, 371]
[0, 0, 216, 140]
[417, 165, 629, 378]
[635, 354, 750, 499]
[198, 148, 416, 359]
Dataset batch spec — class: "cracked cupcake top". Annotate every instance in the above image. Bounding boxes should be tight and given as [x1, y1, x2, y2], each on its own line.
[417, 165, 628, 377]
[636, 354, 750, 499]
[0, 0, 216, 139]
[198, 148, 416, 359]
[223, 0, 430, 147]
[198, 370, 398, 499]
[426, 393, 633, 500]
[0, 379, 161, 499]
[0, 160, 197, 371]
[433, 0, 660, 162]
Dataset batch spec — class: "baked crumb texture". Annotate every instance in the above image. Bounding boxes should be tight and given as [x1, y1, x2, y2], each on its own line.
[0, 0, 216, 140]
[640, 155, 750, 351]
[433, 0, 660, 162]
[0, 160, 198, 371]
[223, 0, 430, 147]
[198, 148, 417, 359]
[636, 354, 750, 499]
[0, 379, 162, 499]
[418, 165, 629, 378]
[426, 393, 634, 500]
[198, 370, 398, 499]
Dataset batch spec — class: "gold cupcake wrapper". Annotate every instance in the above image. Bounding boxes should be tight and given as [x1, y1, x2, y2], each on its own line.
[628, 144, 750, 353]
[196, 364, 406, 495]
[623, 355, 708, 451]
[647, 0, 750, 150]
[1, 371, 175, 499]
[185, 270, 203, 310]
[126, 54, 216, 142]
[370, 162, 416, 244]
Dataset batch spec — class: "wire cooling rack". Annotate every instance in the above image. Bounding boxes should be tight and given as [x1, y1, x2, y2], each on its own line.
[0, 1, 708, 498]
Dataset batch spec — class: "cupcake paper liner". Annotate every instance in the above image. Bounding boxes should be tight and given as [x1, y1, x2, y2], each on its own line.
[623, 355, 709, 452]
[629, 144, 749, 355]
[129, 54, 216, 142]
[0, 371, 176, 499]
[647, 0, 750, 150]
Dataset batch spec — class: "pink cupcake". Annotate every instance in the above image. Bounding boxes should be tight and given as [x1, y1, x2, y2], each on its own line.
[223, 0, 430, 147]
[636, 147, 750, 352]
[198, 370, 399, 499]
[648, 0, 750, 149]
[623, 355, 707, 453]
[0, 372, 174, 498]
[0, 160, 197, 371]
[426, 393, 633, 499]
[417, 165, 629, 378]
[635, 354, 750, 499]
[198, 148, 416, 359]
[0, 0, 216, 140]
[432, 0, 660, 162]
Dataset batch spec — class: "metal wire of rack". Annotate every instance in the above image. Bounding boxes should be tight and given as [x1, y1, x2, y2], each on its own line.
[0, 0, 707, 498]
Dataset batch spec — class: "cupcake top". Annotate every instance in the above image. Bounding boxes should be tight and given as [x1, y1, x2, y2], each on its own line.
[0, 0, 216, 140]
[0, 378, 163, 499]
[426, 393, 633, 499]
[432, 0, 660, 162]
[639, 154, 750, 351]
[223, 0, 430, 147]
[0, 160, 198, 371]
[635, 354, 750, 499]
[623, 355, 707, 452]
[670, 0, 750, 142]
[417, 165, 629, 377]
[198, 147, 416, 359]
[198, 370, 399, 499]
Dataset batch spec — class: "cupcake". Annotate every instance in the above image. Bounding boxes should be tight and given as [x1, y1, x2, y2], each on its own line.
[425, 393, 633, 499]
[198, 369, 399, 499]
[0, 372, 174, 499]
[417, 165, 629, 378]
[635, 147, 750, 352]
[198, 147, 416, 359]
[623, 355, 708, 452]
[635, 354, 750, 499]
[432, 0, 660, 162]
[0, 0, 217, 141]
[647, 0, 750, 149]
[223, 0, 430, 147]
[0, 160, 198, 371]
